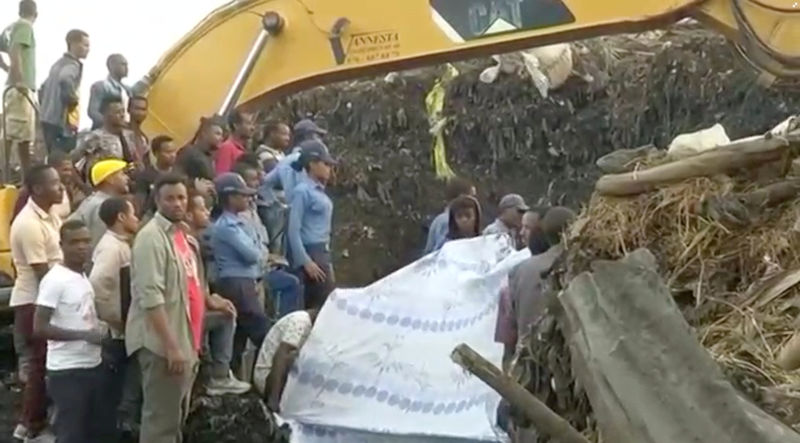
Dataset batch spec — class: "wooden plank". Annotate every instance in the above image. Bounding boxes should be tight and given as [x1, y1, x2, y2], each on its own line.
[595, 133, 800, 196]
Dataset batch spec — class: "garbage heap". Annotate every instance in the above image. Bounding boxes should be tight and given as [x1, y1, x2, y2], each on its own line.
[261, 25, 800, 286]
[513, 123, 800, 441]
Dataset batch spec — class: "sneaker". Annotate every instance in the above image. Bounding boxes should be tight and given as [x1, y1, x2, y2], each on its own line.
[205, 371, 251, 396]
[23, 430, 55, 443]
[12, 424, 27, 440]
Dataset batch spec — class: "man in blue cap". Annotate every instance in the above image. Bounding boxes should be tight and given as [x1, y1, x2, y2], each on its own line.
[259, 118, 328, 256]
[211, 172, 269, 371]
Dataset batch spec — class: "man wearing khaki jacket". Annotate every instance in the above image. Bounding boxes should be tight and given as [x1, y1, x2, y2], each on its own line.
[90, 197, 140, 439]
[126, 173, 203, 443]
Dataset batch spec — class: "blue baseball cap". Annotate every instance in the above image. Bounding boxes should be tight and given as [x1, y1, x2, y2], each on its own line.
[299, 139, 337, 165]
[293, 119, 327, 137]
[214, 172, 257, 196]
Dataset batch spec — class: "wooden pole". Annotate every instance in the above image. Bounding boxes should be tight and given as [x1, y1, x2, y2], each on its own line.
[595, 132, 800, 196]
[450, 344, 590, 443]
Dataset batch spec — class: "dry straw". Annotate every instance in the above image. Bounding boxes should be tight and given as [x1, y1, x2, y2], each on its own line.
[570, 174, 800, 426]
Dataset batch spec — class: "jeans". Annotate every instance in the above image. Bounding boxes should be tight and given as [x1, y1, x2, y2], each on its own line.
[47, 365, 104, 443]
[217, 278, 269, 370]
[266, 269, 303, 320]
[14, 304, 48, 435]
[98, 338, 142, 440]
[41, 122, 76, 154]
[258, 204, 286, 256]
[203, 311, 236, 379]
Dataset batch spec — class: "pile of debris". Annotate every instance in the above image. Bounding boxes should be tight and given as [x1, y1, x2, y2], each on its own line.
[263, 25, 800, 285]
[513, 120, 800, 441]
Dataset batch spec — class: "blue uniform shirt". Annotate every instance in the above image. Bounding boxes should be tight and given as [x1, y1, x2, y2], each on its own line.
[211, 211, 263, 280]
[287, 174, 333, 267]
[262, 148, 302, 205]
[423, 208, 449, 255]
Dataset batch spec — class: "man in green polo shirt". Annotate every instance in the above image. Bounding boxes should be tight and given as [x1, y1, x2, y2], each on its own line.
[2, 0, 38, 180]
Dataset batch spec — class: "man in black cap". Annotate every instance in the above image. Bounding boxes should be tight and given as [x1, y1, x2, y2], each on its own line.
[211, 172, 269, 369]
[483, 193, 530, 247]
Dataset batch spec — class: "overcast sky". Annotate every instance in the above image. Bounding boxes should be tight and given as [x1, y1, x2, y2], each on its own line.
[0, 0, 226, 127]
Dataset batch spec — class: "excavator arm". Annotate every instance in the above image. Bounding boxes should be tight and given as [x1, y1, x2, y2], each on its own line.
[138, 0, 800, 144]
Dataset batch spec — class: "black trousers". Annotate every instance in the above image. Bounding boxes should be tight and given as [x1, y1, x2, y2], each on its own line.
[98, 338, 142, 440]
[296, 243, 335, 307]
[41, 122, 76, 154]
[47, 365, 104, 443]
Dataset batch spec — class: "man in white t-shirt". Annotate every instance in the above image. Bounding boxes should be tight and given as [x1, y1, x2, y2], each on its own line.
[253, 298, 322, 412]
[33, 220, 107, 443]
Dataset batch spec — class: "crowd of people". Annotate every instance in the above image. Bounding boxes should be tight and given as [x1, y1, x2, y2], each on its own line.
[421, 177, 576, 368]
[3, 2, 338, 442]
[1, 2, 579, 443]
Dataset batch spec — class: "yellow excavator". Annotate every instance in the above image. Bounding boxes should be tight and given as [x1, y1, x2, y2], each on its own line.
[138, 0, 800, 144]
[1, 0, 799, 306]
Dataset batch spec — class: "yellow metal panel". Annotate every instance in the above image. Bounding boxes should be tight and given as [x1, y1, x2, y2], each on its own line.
[141, 0, 800, 145]
[0, 252, 14, 280]
[142, 0, 702, 144]
[0, 186, 19, 252]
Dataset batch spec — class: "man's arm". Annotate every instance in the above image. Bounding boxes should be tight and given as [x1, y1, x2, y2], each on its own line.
[18, 220, 53, 282]
[8, 43, 23, 86]
[86, 81, 105, 127]
[266, 342, 299, 411]
[263, 167, 281, 190]
[7, 23, 32, 86]
[132, 232, 186, 374]
[266, 318, 311, 411]
[287, 189, 311, 267]
[217, 223, 261, 265]
[58, 63, 80, 108]
[30, 263, 49, 282]
[89, 241, 125, 332]
[145, 306, 182, 356]
[33, 305, 103, 343]
[33, 275, 103, 343]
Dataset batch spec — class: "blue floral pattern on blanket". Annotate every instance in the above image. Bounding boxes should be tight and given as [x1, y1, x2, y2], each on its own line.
[280, 235, 527, 442]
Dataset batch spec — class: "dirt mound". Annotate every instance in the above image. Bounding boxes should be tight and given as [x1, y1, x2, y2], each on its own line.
[261, 26, 800, 286]
[184, 393, 290, 443]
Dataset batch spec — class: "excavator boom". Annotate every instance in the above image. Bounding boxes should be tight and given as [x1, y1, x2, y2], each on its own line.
[139, 0, 800, 144]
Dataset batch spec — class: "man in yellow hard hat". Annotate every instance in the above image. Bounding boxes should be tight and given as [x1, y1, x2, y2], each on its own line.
[67, 159, 130, 250]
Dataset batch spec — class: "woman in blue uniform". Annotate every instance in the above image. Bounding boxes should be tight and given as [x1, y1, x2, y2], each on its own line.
[286, 139, 336, 305]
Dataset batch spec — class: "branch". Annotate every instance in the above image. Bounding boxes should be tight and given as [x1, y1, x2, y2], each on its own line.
[450, 343, 590, 443]
[596, 132, 800, 196]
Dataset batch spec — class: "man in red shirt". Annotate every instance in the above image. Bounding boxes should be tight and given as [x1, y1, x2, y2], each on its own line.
[215, 110, 255, 175]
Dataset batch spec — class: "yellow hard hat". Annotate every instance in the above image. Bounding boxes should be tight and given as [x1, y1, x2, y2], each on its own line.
[90, 159, 128, 186]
